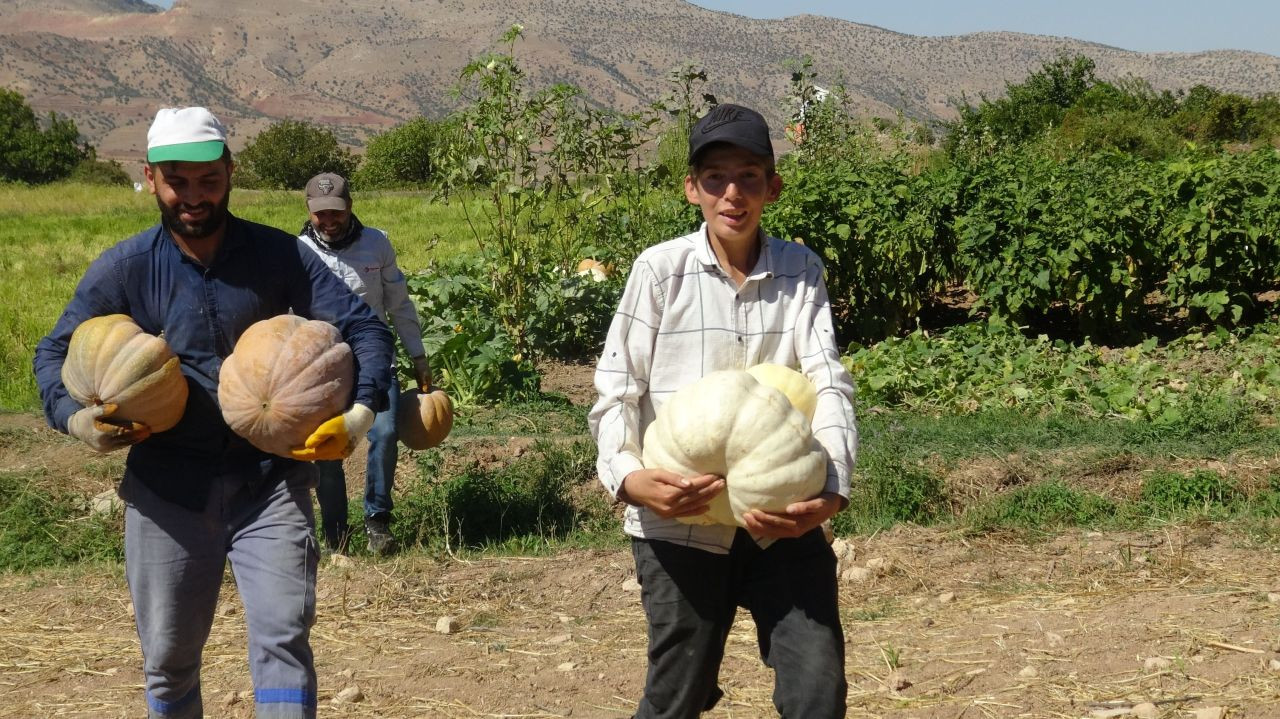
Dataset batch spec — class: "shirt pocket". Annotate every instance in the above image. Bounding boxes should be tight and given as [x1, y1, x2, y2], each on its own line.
[353, 264, 382, 306]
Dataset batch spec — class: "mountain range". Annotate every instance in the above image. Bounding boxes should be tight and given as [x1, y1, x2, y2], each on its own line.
[3, 0, 1279, 160]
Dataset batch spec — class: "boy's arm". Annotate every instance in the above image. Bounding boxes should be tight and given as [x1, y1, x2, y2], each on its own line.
[588, 261, 662, 501]
[743, 255, 856, 538]
[794, 256, 858, 505]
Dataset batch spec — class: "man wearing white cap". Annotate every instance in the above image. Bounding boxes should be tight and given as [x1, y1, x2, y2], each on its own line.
[298, 172, 430, 556]
[33, 107, 395, 719]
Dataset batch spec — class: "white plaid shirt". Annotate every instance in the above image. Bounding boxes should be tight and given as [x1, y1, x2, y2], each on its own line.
[589, 224, 858, 554]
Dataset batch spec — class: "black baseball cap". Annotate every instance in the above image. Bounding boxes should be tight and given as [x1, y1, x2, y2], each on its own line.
[687, 104, 774, 165]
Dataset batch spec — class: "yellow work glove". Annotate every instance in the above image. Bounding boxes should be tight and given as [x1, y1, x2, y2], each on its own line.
[289, 404, 374, 461]
[411, 355, 432, 390]
[67, 403, 151, 453]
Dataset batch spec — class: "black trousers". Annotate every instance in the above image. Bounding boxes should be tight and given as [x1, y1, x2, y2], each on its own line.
[631, 528, 847, 719]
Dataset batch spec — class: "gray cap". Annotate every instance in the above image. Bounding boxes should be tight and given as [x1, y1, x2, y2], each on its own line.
[305, 172, 351, 212]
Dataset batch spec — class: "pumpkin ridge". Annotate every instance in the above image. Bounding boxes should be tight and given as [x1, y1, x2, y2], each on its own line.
[97, 333, 171, 399]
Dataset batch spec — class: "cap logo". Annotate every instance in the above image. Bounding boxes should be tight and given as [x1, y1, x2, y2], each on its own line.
[317, 178, 334, 194]
[699, 106, 747, 134]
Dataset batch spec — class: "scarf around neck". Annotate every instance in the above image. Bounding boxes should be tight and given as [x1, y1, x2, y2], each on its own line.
[301, 213, 365, 252]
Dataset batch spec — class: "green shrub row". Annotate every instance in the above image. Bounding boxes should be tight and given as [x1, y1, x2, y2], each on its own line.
[845, 320, 1280, 422]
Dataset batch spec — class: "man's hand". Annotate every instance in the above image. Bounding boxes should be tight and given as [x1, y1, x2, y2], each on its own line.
[620, 468, 725, 519]
[289, 404, 374, 461]
[67, 404, 150, 453]
[742, 491, 843, 540]
[411, 355, 432, 391]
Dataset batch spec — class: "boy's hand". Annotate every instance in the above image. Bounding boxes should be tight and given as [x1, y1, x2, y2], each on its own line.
[621, 469, 725, 519]
[742, 491, 843, 539]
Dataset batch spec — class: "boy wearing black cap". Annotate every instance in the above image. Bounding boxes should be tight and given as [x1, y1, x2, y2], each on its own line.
[589, 104, 857, 717]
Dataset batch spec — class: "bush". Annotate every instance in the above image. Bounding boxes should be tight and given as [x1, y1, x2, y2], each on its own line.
[964, 480, 1115, 533]
[768, 151, 958, 342]
[0, 88, 88, 184]
[354, 116, 452, 188]
[525, 268, 623, 361]
[1134, 470, 1241, 516]
[407, 260, 540, 406]
[236, 120, 357, 190]
[68, 155, 133, 186]
[396, 440, 611, 551]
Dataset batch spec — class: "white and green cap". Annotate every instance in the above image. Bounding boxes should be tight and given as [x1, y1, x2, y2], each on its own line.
[146, 107, 227, 163]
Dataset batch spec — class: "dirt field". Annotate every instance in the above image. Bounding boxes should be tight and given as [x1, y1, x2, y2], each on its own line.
[3, 372, 1280, 717]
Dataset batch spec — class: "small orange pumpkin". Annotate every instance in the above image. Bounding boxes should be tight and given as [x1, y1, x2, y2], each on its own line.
[574, 258, 613, 282]
[396, 387, 454, 450]
[217, 315, 354, 458]
[61, 314, 189, 432]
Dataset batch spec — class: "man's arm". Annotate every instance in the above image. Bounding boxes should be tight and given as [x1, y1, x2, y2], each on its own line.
[293, 239, 395, 412]
[376, 231, 427, 360]
[33, 251, 130, 433]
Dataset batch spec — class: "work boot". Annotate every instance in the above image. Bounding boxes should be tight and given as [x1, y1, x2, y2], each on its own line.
[365, 513, 396, 556]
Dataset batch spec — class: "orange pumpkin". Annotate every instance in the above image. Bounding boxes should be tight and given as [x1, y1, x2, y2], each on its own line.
[396, 387, 454, 450]
[218, 315, 354, 457]
[574, 258, 613, 282]
[61, 314, 189, 432]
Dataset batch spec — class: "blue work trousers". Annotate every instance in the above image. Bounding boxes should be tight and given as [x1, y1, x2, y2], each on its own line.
[315, 375, 399, 541]
[120, 464, 320, 719]
[631, 528, 847, 719]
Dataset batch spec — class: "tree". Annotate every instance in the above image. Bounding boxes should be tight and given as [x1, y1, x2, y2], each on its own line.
[235, 120, 357, 190]
[354, 117, 451, 188]
[945, 55, 1098, 158]
[0, 88, 88, 184]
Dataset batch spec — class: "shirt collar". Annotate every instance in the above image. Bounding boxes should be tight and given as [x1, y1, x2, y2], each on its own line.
[694, 222, 775, 280]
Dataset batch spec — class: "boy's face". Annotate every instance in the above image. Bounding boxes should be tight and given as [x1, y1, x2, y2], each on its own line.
[685, 144, 782, 246]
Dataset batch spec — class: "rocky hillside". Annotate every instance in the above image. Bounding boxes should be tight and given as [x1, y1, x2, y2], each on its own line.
[3, 0, 1278, 159]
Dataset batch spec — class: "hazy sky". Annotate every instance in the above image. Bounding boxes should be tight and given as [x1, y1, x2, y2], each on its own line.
[688, 1, 1279, 57]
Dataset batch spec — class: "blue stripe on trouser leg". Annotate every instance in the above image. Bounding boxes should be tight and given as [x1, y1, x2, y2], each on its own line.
[123, 472, 227, 719]
[230, 473, 319, 718]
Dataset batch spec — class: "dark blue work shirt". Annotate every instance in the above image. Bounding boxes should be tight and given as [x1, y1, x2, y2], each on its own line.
[33, 214, 395, 510]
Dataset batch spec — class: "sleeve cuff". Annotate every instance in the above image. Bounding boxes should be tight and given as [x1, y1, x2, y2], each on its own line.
[608, 453, 646, 500]
[52, 395, 83, 434]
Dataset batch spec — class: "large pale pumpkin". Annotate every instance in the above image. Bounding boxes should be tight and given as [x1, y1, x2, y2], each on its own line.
[746, 363, 817, 423]
[218, 315, 354, 458]
[61, 314, 188, 432]
[641, 369, 826, 527]
[397, 388, 454, 449]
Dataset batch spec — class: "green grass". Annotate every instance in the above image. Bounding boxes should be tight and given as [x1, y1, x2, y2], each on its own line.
[0, 469, 123, 571]
[841, 408, 1280, 537]
[0, 182, 480, 411]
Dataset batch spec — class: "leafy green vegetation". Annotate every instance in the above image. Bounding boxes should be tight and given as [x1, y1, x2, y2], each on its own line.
[0, 88, 87, 184]
[0, 470, 122, 571]
[235, 119, 358, 190]
[845, 320, 1280, 425]
[395, 439, 617, 553]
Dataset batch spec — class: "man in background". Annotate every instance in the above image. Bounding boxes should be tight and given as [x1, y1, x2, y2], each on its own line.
[298, 171, 431, 555]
